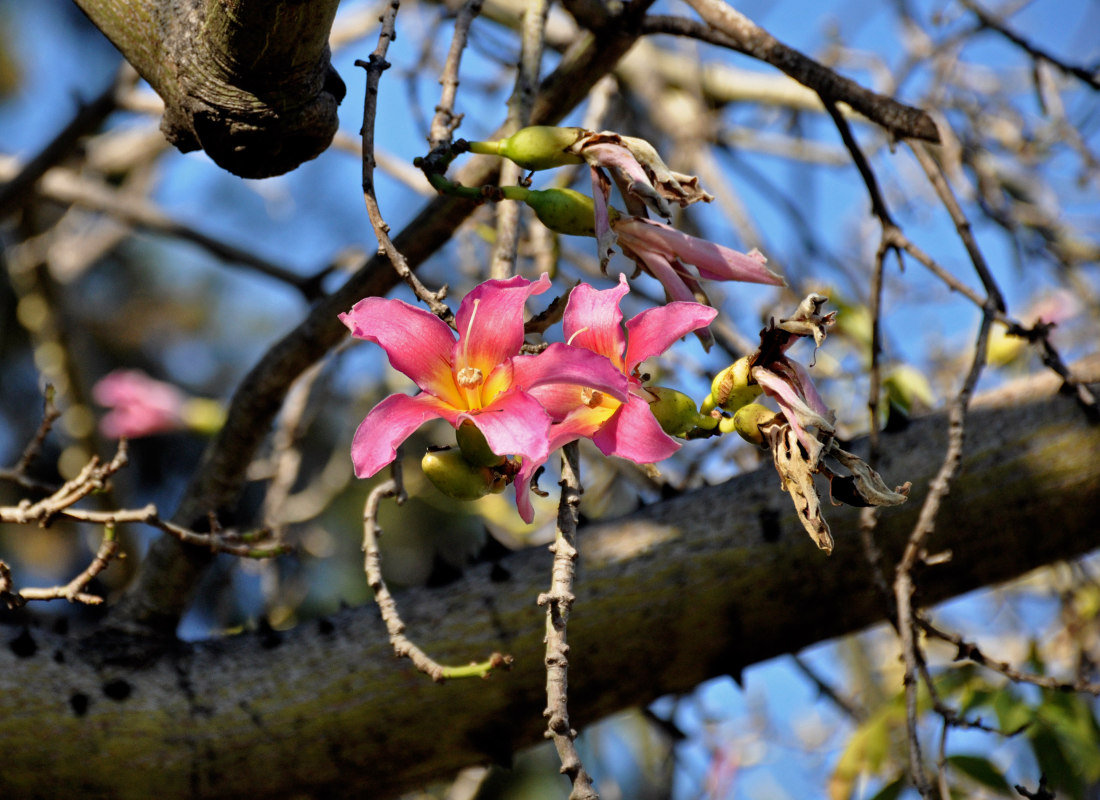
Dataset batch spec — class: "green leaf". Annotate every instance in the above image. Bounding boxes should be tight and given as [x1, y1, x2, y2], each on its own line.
[946, 754, 1014, 796]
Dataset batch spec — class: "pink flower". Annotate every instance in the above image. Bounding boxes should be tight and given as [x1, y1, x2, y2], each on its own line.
[513, 274, 717, 515]
[93, 369, 187, 438]
[613, 216, 785, 305]
[339, 274, 630, 522]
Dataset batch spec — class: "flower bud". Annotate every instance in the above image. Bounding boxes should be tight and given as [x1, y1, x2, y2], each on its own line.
[647, 386, 703, 437]
[522, 188, 599, 238]
[456, 420, 506, 467]
[731, 403, 777, 446]
[471, 126, 586, 171]
[421, 447, 498, 501]
[710, 356, 761, 412]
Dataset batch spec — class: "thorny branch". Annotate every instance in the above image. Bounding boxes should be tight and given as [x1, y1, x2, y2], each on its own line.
[539, 442, 599, 800]
[1, 436, 287, 609]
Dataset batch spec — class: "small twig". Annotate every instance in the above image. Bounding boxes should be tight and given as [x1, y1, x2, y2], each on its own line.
[357, 1, 455, 325]
[1015, 775, 1055, 800]
[428, 0, 486, 151]
[908, 142, 1006, 312]
[1, 442, 289, 561]
[0, 159, 324, 300]
[959, 0, 1100, 91]
[0, 66, 122, 217]
[489, 0, 549, 280]
[918, 616, 1100, 696]
[9, 523, 120, 607]
[792, 655, 866, 722]
[539, 442, 599, 800]
[0, 386, 62, 492]
[362, 476, 508, 682]
[653, 5, 939, 142]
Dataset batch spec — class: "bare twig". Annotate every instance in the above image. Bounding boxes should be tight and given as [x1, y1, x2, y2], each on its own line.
[361, 476, 509, 681]
[0, 67, 122, 217]
[429, 0, 486, 151]
[959, 0, 1100, 91]
[357, 1, 455, 325]
[919, 616, 1100, 696]
[0, 386, 61, 492]
[894, 308, 995, 798]
[489, 0, 549, 280]
[539, 442, 599, 800]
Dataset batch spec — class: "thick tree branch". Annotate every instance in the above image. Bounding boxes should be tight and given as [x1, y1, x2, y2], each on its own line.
[3, 366, 1098, 799]
[72, 0, 345, 177]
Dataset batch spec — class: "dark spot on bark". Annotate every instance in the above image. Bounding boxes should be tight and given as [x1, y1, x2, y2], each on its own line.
[53, 649, 65, 664]
[52, 617, 69, 636]
[102, 678, 132, 701]
[317, 617, 335, 635]
[759, 507, 781, 543]
[9, 627, 37, 658]
[70, 693, 90, 716]
[489, 562, 510, 583]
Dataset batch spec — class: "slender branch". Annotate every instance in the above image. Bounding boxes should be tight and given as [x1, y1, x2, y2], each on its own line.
[894, 308, 995, 798]
[540, 442, 599, 800]
[650, 6, 939, 142]
[918, 616, 1100, 696]
[357, 1, 454, 324]
[0, 69, 121, 218]
[959, 0, 1100, 91]
[428, 0, 486, 150]
[489, 0, 549, 280]
[362, 476, 509, 681]
[0, 158, 324, 298]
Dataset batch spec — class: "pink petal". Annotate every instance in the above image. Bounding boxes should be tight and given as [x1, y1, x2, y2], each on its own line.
[463, 387, 552, 464]
[512, 457, 543, 524]
[350, 392, 453, 478]
[591, 395, 680, 463]
[618, 218, 785, 286]
[453, 273, 551, 376]
[787, 360, 831, 417]
[340, 298, 461, 405]
[510, 342, 631, 403]
[623, 301, 717, 372]
[563, 275, 630, 370]
[631, 248, 699, 304]
[589, 167, 617, 269]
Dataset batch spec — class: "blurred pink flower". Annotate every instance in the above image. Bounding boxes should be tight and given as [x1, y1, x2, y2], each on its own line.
[93, 369, 187, 439]
[339, 274, 630, 522]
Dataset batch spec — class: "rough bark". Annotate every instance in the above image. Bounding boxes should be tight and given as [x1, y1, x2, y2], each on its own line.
[72, 0, 345, 177]
[2, 369, 1098, 799]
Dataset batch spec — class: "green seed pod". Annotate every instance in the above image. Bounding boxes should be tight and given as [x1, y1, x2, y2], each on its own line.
[710, 356, 762, 412]
[732, 403, 777, 446]
[421, 448, 497, 501]
[456, 421, 506, 467]
[647, 386, 703, 437]
[492, 126, 587, 171]
[522, 188, 598, 238]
